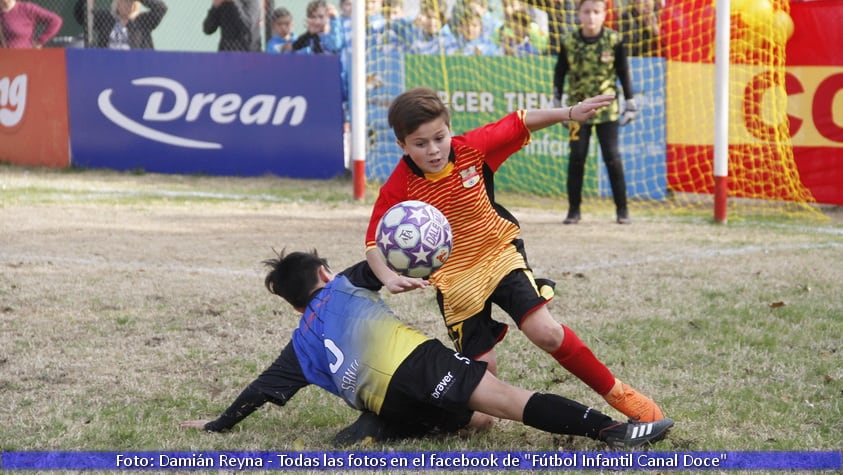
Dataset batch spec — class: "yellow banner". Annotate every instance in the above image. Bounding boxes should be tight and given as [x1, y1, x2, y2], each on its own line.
[667, 62, 843, 148]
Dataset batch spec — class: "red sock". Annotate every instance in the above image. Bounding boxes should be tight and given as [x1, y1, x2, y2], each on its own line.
[550, 325, 616, 395]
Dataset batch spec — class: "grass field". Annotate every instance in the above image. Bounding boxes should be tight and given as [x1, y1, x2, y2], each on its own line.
[1, 164, 841, 473]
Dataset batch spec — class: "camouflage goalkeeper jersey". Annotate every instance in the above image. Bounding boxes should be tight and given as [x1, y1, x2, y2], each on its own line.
[562, 27, 623, 123]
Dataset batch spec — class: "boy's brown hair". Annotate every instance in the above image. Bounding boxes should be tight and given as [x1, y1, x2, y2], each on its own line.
[387, 88, 451, 143]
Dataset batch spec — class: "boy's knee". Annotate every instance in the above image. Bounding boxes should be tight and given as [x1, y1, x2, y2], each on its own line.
[522, 318, 564, 351]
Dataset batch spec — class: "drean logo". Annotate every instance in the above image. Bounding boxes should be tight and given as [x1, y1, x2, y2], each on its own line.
[98, 77, 308, 149]
[0, 74, 27, 129]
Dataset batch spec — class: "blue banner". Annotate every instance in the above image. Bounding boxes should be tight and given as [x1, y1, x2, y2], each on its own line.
[2, 451, 840, 471]
[66, 50, 345, 178]
[608, 56, 667, 201]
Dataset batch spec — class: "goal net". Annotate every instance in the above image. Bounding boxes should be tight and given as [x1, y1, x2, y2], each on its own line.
[362, 0, 821, 221]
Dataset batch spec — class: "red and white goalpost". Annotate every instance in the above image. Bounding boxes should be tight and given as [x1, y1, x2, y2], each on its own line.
[714, 0, 731, 224]
[350, 0, 367, 201]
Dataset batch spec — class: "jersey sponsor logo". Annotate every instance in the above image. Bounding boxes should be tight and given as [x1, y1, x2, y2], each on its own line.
[97, 77, 308, 149]
[460, 166, 480, 188]
[340, 359, 359, 393]
[0, 74, 27, 129]
[431, 371, 455, 399]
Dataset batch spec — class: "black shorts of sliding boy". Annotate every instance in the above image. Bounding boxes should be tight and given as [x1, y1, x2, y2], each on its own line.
[378, 339, 488, 434]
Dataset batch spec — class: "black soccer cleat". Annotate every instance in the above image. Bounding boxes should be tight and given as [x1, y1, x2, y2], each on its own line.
[331, 411, 389, 447]
[598, 417, 674, 449]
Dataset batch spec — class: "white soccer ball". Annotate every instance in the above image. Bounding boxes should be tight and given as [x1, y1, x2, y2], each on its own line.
[375, 200, 452, 278]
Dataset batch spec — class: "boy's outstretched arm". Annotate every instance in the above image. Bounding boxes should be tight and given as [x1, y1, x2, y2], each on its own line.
[524, 94, 615, 132]
[179, 341, 309, 432]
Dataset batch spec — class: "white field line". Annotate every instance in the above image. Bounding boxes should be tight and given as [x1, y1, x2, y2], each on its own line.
[18, 189, 292, 203]
[732, 221, 843, 237]
[0, 252, 260, 278]
[10, 184, 843, 235]
[2, 241, 840, 277]
[565, 241, 843, 272]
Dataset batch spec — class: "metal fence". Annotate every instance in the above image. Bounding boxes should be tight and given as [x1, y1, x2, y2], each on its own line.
[37, 0, 320, 53]
[35, 0, 466, 53]
[34, 0, 589, 53]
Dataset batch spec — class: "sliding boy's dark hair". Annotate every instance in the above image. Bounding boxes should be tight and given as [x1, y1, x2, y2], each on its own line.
[263, 249, 328, 309]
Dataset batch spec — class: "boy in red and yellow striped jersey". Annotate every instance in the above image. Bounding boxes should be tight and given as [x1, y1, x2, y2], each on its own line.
[364, 87, 664, 423]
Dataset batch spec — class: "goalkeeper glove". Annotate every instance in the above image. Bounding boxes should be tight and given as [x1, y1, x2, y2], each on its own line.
[620, 99, 638, 125]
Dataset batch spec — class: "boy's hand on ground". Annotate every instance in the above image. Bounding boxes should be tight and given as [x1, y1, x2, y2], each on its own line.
[179, 420, 210, 430]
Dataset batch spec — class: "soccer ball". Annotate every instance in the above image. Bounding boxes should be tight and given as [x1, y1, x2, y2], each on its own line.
[375, 200, 452, 278]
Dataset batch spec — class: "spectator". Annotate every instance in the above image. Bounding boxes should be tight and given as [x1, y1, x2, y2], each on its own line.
[339, 0, 352, 50]
[496, 0, 548, 54]
[524, 0, 578, 55]
[453, 0, 502, 44]
[616, 0, 661, 57]
[449, 2, 501, 56]
[497, 4, 543, 55]
[405, 0, 456, 55]
[289, 0, 342, 55]
[0, 0, 61, 49]
[365, 0, 396, 52]
[203, 0, 261, 52]
[381, 0, 412, 51]
[74, 0, 167, 50]
[264, 7, 294, 53]
[383, 0, 408, 27]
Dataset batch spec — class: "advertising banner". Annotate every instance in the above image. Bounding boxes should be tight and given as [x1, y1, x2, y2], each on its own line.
[0, 49, 70, 168]
[663, 0, 843, 205]
[787, 0, 843, 205]
[66, 50, 345, 178]
[406, 55, 576, 197]
[401, 55, 666, 200]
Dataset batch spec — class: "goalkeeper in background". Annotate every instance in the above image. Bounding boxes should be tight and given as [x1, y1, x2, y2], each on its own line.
[554, 0, 638, 224]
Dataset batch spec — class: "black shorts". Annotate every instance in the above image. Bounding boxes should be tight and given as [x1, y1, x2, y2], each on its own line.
[378, 339, 488, 433]
[440, 267, 554, 359]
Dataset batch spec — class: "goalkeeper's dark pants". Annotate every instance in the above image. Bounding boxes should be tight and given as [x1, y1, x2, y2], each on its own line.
[567, 120, 627, 213]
